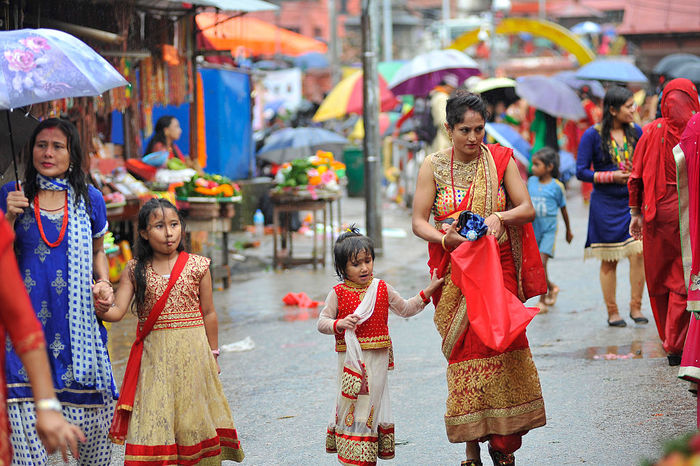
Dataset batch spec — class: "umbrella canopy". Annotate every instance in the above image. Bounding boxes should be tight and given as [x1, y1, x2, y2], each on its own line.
[516, 75, 586, 121]
[470, 77, 516, 94]
[653, 53, 700, 76]
[377, 60, 407, 84]
[553, 71, 605, 99]
[0, 28, 127, 183]
[312, 71, 399, 122]
[485, 123, 531, 167]
[570, 21, 602, 35]
[575, 59, 648, 83]
[0, 28, 128, 109]
[389, 49, 480, 97]
[669, 61, 700, 84]
[293, 52, 328, 70]
[257, 127, 348, 164]
[349, 112, 401, 139]
[197, 13, 327, 57]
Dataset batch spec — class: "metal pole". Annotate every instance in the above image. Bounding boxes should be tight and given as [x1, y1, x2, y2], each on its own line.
[361, 0, 383, 252]
[442, 0, 450, 47]
[190, 8, 198, 161]
[382, 0, 392, 62]
[328, 0, 341, 85]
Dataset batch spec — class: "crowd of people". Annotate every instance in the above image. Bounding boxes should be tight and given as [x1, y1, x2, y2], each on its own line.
[0, 70, 699, 466]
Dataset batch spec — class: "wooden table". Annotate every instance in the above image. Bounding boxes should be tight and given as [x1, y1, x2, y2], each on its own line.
[271, 190, 341, 269]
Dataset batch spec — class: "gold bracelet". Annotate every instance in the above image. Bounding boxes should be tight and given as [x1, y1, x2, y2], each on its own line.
[441, 234, 448, 251]
[494, 211, 505, 226]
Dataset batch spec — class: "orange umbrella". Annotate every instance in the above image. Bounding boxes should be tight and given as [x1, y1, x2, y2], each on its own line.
[196, 13, 327, 57]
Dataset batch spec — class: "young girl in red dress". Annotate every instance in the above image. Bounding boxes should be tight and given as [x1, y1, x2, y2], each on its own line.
[318, 228, 442, 466]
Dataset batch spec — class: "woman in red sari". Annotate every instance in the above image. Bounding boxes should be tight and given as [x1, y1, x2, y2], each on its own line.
[629, 78, 700, 366]
[0, 211, 85, 462]
[677, 113, 700, 425]
[412, 91, 546, 466]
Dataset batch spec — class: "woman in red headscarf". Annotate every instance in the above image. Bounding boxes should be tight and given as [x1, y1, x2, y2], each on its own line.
[629, 78, 700, 365]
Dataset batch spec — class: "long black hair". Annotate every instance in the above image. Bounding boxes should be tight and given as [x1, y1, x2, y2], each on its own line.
[131, 199, 187, 313]
[600, 86, 638, 163]
[144, 115, 176, 156]
[532, 147, 560, 179]
[22, 118, 91, 210]
[446, 91, 490, 129]
[333, 226, 375, 281]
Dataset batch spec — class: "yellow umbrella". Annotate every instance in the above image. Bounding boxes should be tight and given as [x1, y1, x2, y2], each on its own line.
[312, 71, 399, 122]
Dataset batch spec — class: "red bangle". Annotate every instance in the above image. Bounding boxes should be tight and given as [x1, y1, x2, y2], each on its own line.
[333, 319, 340, 333]
[419, 290, 430, 304]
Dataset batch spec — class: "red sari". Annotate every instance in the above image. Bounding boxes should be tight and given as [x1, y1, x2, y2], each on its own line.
[426, 144, 546, 454]
[0, 212, 46, 464]
[629, 78, 700, 355]
[678, 113, 700, 387]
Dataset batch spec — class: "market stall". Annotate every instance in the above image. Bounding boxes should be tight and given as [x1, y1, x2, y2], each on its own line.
[270, 151, 345, 269]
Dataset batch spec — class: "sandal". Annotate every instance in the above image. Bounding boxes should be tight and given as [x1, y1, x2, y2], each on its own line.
[461, 460, 483, 466]
[488, 446, 515, 466]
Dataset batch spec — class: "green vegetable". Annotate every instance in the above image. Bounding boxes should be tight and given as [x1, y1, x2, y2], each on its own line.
[167, 158, 187, 170]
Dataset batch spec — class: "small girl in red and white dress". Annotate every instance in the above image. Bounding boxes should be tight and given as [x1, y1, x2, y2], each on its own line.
[318, 227, 443, 465]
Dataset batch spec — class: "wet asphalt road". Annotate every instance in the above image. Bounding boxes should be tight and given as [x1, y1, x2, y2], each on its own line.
[89, 179, 695, 465]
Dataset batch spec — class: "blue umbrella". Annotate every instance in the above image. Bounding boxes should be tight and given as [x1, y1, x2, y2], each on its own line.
[575, 59, 648, 83]
[293, 52, 329, 70]
[485, 123, 531, 167]
[0, 28, 127, 182]
[515, 75, 586, 121]
[571, 21, 601, 35]
[554, 71, 605, 99]
[257, 127, 348, 164]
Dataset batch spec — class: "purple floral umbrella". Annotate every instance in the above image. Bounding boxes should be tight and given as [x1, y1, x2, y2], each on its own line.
[0, 28, 128, 181]
[388, 49, 481, 97]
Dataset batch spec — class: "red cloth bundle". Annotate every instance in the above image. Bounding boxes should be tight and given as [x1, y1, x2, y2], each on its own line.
[449, 236, 539, 352]
[282, 292, 320, 308]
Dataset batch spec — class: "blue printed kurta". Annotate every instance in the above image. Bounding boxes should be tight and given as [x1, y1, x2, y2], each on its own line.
[0, 182, 117, 406]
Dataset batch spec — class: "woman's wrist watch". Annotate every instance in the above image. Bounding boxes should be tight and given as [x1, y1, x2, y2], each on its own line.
[35, 398, 62, 412]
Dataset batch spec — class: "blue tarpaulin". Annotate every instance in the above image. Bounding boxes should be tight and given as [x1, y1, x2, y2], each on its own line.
[200, 67, 253, 180]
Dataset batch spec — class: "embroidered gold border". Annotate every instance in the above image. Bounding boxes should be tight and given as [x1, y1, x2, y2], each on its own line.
[445, 398, 545, 425]
[675, 143, 693, 292]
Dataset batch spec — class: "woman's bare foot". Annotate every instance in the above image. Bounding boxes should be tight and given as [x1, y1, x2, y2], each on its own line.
[544, 285, 560, 305]
[536, 301, 548, 314]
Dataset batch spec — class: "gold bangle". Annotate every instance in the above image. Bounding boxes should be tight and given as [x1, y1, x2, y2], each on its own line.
[494, 211, 505, 226]
[441, 234, 448, 251]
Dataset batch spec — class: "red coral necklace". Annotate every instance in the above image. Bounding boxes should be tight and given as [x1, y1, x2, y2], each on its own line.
[34, 192, 68, 248]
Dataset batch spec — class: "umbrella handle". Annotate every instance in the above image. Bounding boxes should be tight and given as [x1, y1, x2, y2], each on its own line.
[5, 111, 21, 190]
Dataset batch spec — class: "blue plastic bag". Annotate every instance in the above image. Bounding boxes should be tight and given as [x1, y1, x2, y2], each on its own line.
[457, 211, 489, 241]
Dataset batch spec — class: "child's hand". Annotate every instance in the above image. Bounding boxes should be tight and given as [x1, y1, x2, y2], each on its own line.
[336, 314, 359, 332]
[566, 230, 574, 244]
[92, 282, 114, 315]
[423, 270, 445, 298]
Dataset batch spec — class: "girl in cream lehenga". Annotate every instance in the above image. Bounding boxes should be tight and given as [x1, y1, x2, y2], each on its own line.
[98, 199, 243, 465]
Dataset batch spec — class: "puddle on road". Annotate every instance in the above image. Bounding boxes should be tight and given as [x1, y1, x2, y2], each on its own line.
[578, 340, 666, 360]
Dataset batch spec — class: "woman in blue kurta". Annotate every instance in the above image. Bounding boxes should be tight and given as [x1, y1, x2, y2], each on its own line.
[576, 86, 646, 328]
[1, 119, 117, 465]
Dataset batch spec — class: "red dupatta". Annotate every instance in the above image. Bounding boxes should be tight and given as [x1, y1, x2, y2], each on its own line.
[427, 144, 545, 352]
[630, 79, 699, 222]
[109, 251, 189, 443]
